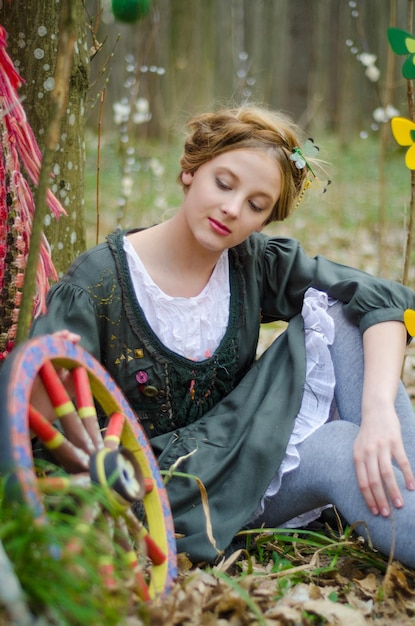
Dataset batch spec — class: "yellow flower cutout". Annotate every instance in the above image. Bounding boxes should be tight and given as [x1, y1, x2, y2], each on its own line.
[391, 116, 415, 170]
[404, 309, 415, 336]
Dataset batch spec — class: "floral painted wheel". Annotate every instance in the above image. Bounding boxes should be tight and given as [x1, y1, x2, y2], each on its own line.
[0, 334, 177, 599]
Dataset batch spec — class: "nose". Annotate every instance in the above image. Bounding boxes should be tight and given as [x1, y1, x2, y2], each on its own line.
[221, 195, 242, 218]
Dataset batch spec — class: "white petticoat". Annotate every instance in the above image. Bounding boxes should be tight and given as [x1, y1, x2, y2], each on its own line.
[257, 287, 337, 526]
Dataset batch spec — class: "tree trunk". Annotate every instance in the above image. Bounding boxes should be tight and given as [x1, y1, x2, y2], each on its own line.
[0, 0, 89, 276]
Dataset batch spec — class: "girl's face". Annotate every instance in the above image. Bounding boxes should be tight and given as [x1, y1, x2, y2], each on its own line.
[180, 148, 282, 252]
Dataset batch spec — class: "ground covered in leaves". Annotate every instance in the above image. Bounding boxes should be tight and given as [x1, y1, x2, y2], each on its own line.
[138, 536, 415, 625]
[135, 507, 415, 626]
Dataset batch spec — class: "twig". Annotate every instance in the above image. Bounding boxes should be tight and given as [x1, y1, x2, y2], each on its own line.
[378, 0, 397, 276]
[15, 0, 76, 345]
[96, 87, 106, 245]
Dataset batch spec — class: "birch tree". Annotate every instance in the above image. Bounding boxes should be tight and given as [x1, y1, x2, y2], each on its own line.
[0, 0, 90, 275]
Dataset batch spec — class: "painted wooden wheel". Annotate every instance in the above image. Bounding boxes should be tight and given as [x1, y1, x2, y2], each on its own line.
[0, 334, 177, 599]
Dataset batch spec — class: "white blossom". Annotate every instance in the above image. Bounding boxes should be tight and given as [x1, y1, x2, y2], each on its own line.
[385, 104, 400, 119]
[149, 158, 164, 178]
[372, 104, 400, 124]
[133, 98, 151, 125]
[121, 176, 134, 197]
[358, 52, 377, 67]
[113, 101, 130, 125]
[365, 64, 380, 82]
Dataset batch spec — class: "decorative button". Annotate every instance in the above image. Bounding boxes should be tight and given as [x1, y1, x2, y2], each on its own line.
[158, 389, 166, 398]
[135, 370, 148, 384]
[141, 385, 159, 398]
[160, 404, 168, 413]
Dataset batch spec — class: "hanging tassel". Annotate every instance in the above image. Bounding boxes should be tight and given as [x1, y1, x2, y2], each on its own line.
[0, 25, 66, 359]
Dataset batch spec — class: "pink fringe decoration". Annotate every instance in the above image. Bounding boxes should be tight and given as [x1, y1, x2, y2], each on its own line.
[0, 25, 66, 360]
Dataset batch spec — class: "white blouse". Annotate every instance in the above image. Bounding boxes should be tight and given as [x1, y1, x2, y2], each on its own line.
[123, 237, 230, 361]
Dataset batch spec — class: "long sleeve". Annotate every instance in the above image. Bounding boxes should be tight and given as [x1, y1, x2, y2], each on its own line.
[30, 241, 121, 361]
[30, 280, 102, 360]
[244, 233, 415, 332]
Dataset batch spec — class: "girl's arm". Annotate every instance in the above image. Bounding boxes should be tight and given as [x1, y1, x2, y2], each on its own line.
[354, 321, 415, 516]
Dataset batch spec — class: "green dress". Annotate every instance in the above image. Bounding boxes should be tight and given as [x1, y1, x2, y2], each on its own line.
[31, 229, 415, 563]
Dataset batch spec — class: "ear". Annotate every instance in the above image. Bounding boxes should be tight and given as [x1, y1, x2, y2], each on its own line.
[181, 171, 194, 186]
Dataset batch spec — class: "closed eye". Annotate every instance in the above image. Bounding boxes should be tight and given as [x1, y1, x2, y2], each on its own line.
[216, 177, 230, 191]
[249, 200, 264, 212]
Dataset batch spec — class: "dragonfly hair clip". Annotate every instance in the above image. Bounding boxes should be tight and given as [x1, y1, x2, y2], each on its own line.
[289, 139, 331, 208]
[289, 139, 318, 179]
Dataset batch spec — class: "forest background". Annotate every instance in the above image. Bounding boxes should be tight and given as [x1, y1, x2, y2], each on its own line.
[1, 0, 414, 287]
[2, 1, 415, 624]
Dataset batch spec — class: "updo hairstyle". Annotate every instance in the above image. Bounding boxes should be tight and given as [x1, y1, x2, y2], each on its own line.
[178, 105, 312, 223]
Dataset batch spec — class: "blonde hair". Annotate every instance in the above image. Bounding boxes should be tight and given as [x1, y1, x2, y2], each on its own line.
[178, 105, 312, 223]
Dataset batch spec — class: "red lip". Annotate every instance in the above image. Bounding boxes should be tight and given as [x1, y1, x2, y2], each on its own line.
[208, 218, 231, 235]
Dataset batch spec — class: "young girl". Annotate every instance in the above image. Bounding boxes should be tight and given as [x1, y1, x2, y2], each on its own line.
[31, 105, 415, 567]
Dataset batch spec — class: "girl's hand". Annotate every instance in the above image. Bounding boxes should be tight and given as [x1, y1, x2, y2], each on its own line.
[357, 320, 415, 516]
[354, 402, 415, 516]
[51, 329, 81, 344]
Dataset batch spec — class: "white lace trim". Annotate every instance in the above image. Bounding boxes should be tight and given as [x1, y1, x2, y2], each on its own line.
[259, 287, 337, 527]
[123, 237, 230, 361]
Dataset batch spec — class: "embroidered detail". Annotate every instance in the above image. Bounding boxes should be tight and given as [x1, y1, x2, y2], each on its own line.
[189, 378, 195, 400]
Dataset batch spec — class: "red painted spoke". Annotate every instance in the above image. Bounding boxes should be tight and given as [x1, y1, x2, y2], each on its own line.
[98, 513, 118, 590]
[37, 474, 91, 492]
[103, 412, 125, 451]
[125, 508, 166, 566]
[29, 405, 90, 473]
[115, 517, 151, 601]
[72, 366, 104, 450]
[39, 361, 95, 455]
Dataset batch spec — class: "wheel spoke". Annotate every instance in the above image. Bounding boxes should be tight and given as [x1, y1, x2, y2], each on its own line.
[39, 361, 95, 455]
[103, 412, 125, 450]
[29, 405, 90, 472]
[72, 366, 104, 450]
[125, 508, 167, 566]
[115, 517, 151, 601]
[37, 475, 91, 492]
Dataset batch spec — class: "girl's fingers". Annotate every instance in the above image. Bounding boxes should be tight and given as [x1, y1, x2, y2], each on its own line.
[356, 445, 415, 517]
[52, 329, 81, 343]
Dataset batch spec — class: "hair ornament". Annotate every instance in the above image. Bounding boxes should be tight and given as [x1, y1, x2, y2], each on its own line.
[290, 138, 331, 209]
[290, 138, 318, 178]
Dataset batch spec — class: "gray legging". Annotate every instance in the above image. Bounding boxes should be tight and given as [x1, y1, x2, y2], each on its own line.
[251, 302, 415, 568]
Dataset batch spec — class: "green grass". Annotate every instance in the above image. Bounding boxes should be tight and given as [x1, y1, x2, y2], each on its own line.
[0, 480, 135, 625]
